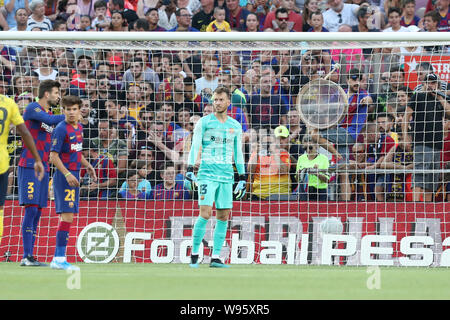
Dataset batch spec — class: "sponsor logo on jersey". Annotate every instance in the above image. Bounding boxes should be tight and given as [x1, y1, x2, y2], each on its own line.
[71, 142, 83, 152]
[41, 122, 54, 133]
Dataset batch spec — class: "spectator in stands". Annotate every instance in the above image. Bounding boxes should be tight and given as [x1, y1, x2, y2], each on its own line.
[109, 0, 139, 25]
[241, 68, 259, 102]
[248, 129, 292, 200]
[119, 169, 151, 199]
[122, 58, 160, 94]
[168, 7, 199, 31]
[91, 0, 110, 30]
[367, 113, 397, 201]
[352, 5, 381, 32]
[270, 8, 293, 32]
[172, 75, 196, 113]
[383, 7, 410, 32]
[137, 0, 155, 18]
[124, 83, 145, 121]
[139, 120, 180, 173]
[403, 73, 450, 202]
[286, 109, 306, 160]
[144, 7, 166, 31]
[307, 10, 328, 32]
[106, 10, 129, 31]
[195, 56, 219, 95]
[382, 130, 414, 202]
[276, 50, 302, 98]
[374, 65, 405, 117]
[105, 97, 138, 146]
[192, 0, 215, 31]
[322, 0, 358, 32]
[173, 107, 193, 151]
[183, 76, 203, 113]
[4, 0, 29, 29]
[33, 47, 58, 80]
[206, 6, 231, 31]
[80, 98, 99, 139]
[295, 134, 330, 201]
[248, 74, 289, 129]
[225, 0, 250, 30]
[400, 0, 420, 27]
[27, 0, 53, 30]
[80, 140, 118, 199]
[158, 0, 177, 30]
[150, 162, 190, 200]
[244, 12, 260, 32]
[302, 0, 319, 31]
[79, 14, 95, 30]
[10, 8, 29, 31]
[0, 44, 17, 85]
[70, 53, 93, 92]
[92, 119, 129, 178]
[436, 0, 450, 32]
[129, 144, 159, 186]
[264, 0, 303, 31]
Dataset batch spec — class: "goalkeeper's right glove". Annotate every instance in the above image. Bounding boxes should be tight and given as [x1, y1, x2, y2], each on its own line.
[184, 166, 198, 191]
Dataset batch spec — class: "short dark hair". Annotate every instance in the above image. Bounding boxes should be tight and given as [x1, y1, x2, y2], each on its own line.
[387, 7, 402, 17]
[424, 10, 441, 24]
[213, 85, 231, 98]
[38, 80, 61, 99]
[145, 7, 158, 16]
[275, 7, 288, 18]
[110, 0, 124, 9]
[376, 112, 395, 122]
[94, 0, 107, 9]
[61, 95, 82, 109]
[401, 0, 415, 7]
[135, 18, 150, 30]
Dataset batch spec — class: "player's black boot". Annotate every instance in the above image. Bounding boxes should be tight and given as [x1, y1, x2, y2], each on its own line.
[189, 254, 199, 268]
[20, 255, 47, 267]
[210, 258, 230, 268]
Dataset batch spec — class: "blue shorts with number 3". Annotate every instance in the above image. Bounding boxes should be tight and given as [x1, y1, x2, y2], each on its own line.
[53, 170, 80, 214]
[18, 166, 49, 208]
[197, 179, 233, 209]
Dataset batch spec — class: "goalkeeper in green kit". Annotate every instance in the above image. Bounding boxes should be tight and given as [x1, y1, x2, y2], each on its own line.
[184, 85, 246, 268]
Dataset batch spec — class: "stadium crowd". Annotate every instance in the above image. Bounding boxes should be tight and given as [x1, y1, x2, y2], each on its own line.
[1, 0, 450, 202]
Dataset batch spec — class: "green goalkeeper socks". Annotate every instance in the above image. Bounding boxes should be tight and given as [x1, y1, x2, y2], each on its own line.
[212, 219, 228, 258]
[192, 216, 208, 255]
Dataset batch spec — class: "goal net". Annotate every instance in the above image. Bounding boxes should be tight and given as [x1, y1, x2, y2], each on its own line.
[0, 32, 450, 267]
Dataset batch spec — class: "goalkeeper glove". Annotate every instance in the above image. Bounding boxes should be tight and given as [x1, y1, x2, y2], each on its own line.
[233, 175, 247, 200]
[184, 166, 197, 191]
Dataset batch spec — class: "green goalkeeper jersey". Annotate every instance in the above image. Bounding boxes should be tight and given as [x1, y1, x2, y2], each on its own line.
[188, 113, 245, 183]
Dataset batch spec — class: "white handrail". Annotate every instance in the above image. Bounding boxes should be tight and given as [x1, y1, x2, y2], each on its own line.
[0, 31, 449, 42]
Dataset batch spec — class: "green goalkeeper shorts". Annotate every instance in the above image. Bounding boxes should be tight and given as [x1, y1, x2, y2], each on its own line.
[197, 179, 233, 209]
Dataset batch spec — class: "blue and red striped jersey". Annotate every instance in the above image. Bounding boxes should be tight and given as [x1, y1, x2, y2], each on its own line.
[150, 182, 190, 200]
[51, 121, 83, 171]
[438, 8, 450, 32]
[18, 102, 65, 171]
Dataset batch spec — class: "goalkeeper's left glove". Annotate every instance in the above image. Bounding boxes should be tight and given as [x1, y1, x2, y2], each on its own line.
[184, 166, 197, 191]
[233, 175, 247, 200]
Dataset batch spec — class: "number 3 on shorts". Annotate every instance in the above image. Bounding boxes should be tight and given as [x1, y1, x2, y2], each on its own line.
[200, 184, 207, 195]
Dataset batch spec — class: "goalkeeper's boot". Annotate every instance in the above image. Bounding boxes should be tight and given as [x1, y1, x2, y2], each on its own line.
[50, 259, 80, 271]
[189, 254, 199, 268]
[210, 258, 230, 269]
[20, 255, 47, 267]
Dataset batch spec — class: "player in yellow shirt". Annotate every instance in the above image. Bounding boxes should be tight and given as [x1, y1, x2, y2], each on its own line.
[206, 7, 231, 32]
[0, 95, 44, 241]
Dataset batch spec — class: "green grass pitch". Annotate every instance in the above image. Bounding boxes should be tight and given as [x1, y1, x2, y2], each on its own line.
[1, 263, 450, 300]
